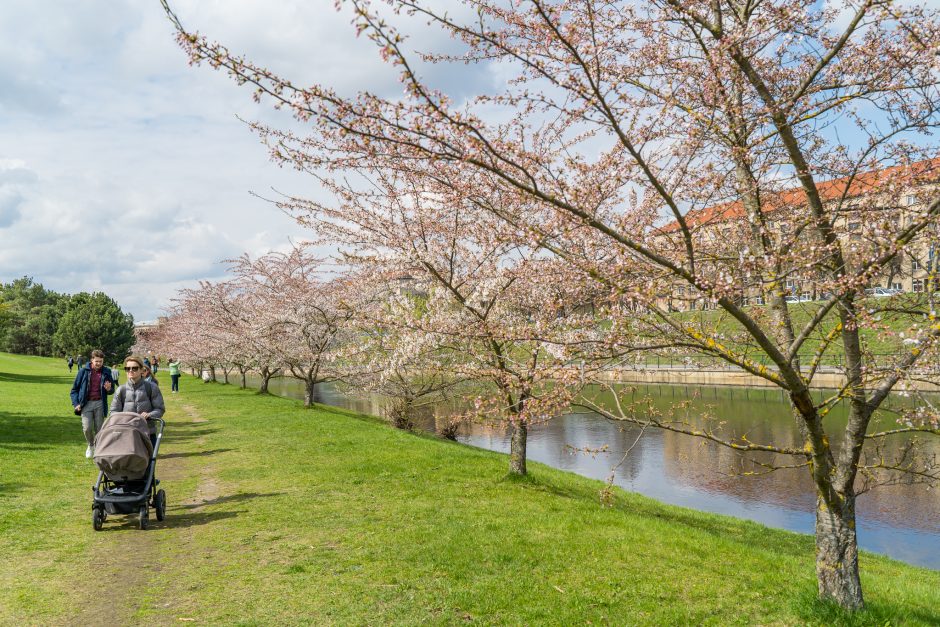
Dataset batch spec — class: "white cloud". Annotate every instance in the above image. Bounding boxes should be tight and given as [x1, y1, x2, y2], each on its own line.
[0, 0, 497, 322]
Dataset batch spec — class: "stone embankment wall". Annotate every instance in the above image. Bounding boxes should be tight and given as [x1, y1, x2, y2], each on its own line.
[598, 366, 940, 392]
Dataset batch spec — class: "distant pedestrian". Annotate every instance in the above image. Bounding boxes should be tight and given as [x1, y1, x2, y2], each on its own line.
[111, 365, 120, 384]
[67, 356, 74, 372]
[69, 349, 116, 459]
[152, 356, 159, 374]
[168, 358, 181, 393]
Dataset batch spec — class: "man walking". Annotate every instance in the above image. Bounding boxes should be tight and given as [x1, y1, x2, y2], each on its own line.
[70, 349, 116, 458]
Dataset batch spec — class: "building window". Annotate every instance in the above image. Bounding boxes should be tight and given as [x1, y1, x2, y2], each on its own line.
[891, 282, 902, 291]
[848, 222, 860, 241]
[912, 257, 921, 272]
[907, 195, 917, 207]
[913, 279, 923, 293]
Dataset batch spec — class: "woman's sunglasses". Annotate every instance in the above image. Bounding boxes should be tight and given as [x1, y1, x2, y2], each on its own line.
[124, 366, 141, 371]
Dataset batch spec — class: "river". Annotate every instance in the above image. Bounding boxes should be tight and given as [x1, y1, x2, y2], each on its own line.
[242, 373, 939, 569]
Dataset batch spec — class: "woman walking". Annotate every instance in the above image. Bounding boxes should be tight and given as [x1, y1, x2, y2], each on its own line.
[168, 358, 181, 393]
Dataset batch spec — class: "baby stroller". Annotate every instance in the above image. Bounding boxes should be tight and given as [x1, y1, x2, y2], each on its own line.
[91, 412, 166, 530]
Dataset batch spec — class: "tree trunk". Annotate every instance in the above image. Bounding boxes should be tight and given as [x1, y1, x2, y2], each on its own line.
[304, 379, 316, 407]
[259, 371, 271, 394]
[222, 367, 230, 384]
[815, 493, 864, 610]
[208, 365, 216, 382]
[509, 420, 527, 475]
[240, 369, 247, 389]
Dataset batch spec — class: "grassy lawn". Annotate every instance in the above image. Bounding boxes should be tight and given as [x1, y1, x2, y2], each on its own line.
[1, 352, 938, 625]
[657, 296, 924, 368]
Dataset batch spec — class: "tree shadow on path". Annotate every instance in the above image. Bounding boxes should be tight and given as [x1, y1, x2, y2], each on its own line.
[97, 509, 243, 531]
[0, 481, 26, 497]
[161, 427, 220, 443]
[159, 448, 233, 460]
[177, 491, 285, 511]
[98, 492, 284, 531]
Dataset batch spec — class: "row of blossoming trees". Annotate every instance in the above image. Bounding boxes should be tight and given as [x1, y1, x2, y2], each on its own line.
[157, 0, 940, 610]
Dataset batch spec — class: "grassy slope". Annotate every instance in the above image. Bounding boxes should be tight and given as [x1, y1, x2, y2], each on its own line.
[670, 298, 918, 364]
[1, 352, 938, 625]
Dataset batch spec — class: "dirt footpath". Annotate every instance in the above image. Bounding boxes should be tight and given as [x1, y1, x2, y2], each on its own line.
[65, 403, 221, 626]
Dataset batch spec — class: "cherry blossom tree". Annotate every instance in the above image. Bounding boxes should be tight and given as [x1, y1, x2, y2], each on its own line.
[152, 275, 283, 389]
[164, 0, 940, 609]
[227, 245, 360, 407]
[191, 281, 260, 387]
[154, 283, 236, 384]
[289, 172, 590, 474]
[341, 287, 465, 431]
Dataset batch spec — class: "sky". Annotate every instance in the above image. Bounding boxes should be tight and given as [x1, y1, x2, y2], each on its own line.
[0, 0, 469, 322]
[1, 1, 935, 322]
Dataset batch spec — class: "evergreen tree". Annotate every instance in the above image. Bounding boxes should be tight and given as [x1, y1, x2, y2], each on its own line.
[0, 277, 65, 355]
[53, 292, 135, 362]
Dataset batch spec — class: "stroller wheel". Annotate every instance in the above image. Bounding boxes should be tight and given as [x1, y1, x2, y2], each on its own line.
[92, 507, 103, 531]
[139, 505, 149, 530]
[155, 489, 167, 522]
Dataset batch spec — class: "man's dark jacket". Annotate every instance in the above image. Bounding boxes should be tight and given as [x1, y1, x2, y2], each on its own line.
[70, 363, 116, 415]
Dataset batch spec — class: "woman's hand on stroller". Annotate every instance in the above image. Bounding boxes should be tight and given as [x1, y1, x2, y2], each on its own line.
[139, 411, 150, 419]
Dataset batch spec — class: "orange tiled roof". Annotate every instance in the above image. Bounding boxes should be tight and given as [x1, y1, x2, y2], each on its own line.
[657, 157, 940, 234]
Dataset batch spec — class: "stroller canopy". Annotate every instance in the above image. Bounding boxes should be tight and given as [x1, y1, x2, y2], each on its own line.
[94, 412, 153, 480]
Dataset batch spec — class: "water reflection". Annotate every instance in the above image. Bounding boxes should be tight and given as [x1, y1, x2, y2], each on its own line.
[242, 374, 940, 569]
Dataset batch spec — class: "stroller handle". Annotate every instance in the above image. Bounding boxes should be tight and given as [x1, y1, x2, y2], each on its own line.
[144, 416, 165, 460]
[145, 415, 166, 436]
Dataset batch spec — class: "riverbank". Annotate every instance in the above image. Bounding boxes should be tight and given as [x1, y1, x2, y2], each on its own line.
[2, 353, 938, 624]
[598, 365, 940, 391]
[245, 372, 940, 569]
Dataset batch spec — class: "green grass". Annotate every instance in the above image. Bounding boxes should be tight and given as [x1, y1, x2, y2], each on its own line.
[661, 296, 924, 367]
[1, 352, 938, 625]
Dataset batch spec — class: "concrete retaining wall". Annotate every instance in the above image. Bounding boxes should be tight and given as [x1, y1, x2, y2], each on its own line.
[598, 367, 940, 392]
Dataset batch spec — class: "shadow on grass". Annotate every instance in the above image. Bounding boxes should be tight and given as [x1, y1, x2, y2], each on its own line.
[159, 448, 233, 460]
[790, 587, 940, 626]
[157, 510, 242, 529]
[94, 493, 286, 530]
[162, 428, 220, 442]
[0, 371, 74, 385]
[514, 470, 812, 557]
[177, 491, 284, 511]
[0, 410, 80, 447]
[516, 471, 937, 622]
[164, 419, 212, 428]
[0, 443, 53, 451]
[98, 510, 243, 531]
[0, 482, 26, 497]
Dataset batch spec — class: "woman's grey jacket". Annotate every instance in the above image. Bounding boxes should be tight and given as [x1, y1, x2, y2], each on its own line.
[110, 379, 165, 420]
